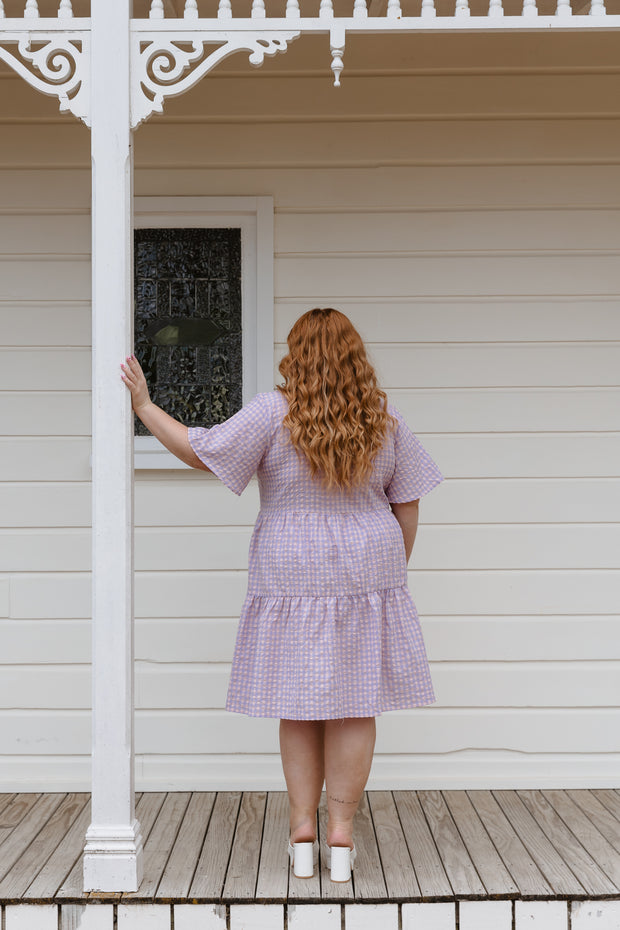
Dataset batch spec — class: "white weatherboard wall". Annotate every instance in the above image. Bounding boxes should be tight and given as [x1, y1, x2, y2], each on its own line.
[0, 31, 619, 790]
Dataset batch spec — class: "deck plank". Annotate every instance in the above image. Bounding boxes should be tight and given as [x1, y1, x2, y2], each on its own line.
[156, 792, 216, 900]
[189, 791, 241, 899]
[467, 790, 553, 897]
[0, 794, 41, 848]
[0, 793, 88, 899]
[518, 789, 619, 895]
[493, 790, 586, 896]
[542, 789, 620, 889]
[256, 792, 290, 901]
[443, 790, 519, 897]
[0, 793, 65, 886]
[24, 798, 92, 900]
[123, 792, 192, 900]
[393, 790, 452, 899]
[318, 794, 354, 901]
[368, 791, 419, 899]
[351, 793, 386, 900]
[223, 791, 267, 900]
[567, 789, 620, 853]
[591, 789, 620, 823]
[417, 790, 486, 897]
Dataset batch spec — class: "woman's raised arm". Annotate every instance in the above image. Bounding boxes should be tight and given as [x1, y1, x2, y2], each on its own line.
[120, 355, 210, 471]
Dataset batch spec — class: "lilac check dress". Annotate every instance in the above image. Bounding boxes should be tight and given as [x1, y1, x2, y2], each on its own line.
[188, 390, 443, 720]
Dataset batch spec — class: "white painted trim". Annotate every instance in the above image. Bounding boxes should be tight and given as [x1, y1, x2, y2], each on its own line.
[133, 196, 274, 470]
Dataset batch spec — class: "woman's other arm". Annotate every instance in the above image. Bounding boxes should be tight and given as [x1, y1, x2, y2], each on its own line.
[390, 499, 420, 563]
[121, 355, 210, 471]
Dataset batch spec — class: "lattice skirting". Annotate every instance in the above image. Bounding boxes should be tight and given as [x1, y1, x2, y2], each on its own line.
[3, 901, 620, 929]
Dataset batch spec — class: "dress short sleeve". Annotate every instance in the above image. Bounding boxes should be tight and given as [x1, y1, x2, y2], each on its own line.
[187, 392, 277, 496]
[385, 408, 444, 503]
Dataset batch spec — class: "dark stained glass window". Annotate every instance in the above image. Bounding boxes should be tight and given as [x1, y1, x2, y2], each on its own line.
[134, 227, 242, 436]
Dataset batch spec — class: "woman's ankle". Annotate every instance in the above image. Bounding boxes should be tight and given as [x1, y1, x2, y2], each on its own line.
[290, 815, 317, 844]
[326, 820, 354, 849]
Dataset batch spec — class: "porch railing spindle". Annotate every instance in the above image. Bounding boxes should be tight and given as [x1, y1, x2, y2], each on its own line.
[320, 0, 334, 19]
[0, 2, 4, 17]
[150, 0, 165, 16]
[353, 0, 368, 19]
[218, 0, 233, 19]
[488, 0, 503, 15]
[522, 0, 538, 15]
[590, 0, 606, 12]
[387, 0, 402, 17]
[24, 0, 39, 17]
[184, 0, 199, 17]
[455, 0, 470, 16]
[555, 0, 571, 15]
[58, 0, 73, 15]
[421, 0, 436, 18]
[251, 0, 266, 18]
[286, 0, 301, 17]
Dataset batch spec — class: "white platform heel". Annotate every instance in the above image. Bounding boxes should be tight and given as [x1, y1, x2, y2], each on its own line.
[326, 844, 357, 883]
[288, 841, 315, 878]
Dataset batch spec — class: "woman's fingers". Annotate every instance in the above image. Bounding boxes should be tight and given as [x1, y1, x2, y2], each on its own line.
[120, 355, 151, 410]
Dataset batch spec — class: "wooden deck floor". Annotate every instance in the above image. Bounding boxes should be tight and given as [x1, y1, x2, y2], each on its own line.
[1, 789, 620, 905]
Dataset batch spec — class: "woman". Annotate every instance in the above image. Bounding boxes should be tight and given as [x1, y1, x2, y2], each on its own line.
[121, 307, 443, 882]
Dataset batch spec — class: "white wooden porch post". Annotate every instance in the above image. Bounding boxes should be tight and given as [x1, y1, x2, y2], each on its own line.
[83, 0, 143, 893]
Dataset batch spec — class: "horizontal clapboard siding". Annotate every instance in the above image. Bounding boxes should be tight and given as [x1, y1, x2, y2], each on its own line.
[0, 33, 618, 789]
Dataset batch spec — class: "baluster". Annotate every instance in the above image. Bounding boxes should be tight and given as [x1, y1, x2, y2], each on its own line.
[387, 0, 401, 16]
[0, 1, 5, 16]
[555, 0, 571, 15]
[353, 0, 368, 18]
[218, 0, 233, 18]
[251, 0, 266, 17]
[455, 0, 470, 14]
[58, 0, 73, 15]
[320, 0, 334, 18]
[590, 0, 606, 13]
[421, 0, 436, 18]
[149, 0, 165, 16]
[286, 0, 300, 15]
[24, 0, 39, 17]
[522, 0, 538, 15]
[331, 45, 344, 86]
[488, 0, 503, 15]
[184, 0, 199, 17]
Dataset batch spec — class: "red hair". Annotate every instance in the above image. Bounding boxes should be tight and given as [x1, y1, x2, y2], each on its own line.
[278, 308, 395, 488]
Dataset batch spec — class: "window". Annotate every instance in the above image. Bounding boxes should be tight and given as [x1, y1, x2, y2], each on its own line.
[133, 197, 274, 469]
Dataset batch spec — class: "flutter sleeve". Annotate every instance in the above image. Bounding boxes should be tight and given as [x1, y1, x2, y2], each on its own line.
[385, 408, 444, 503]
[187, 392, 277, 496]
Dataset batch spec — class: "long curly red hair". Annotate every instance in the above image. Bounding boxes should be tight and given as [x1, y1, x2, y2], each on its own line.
[277, 308, 395, 489]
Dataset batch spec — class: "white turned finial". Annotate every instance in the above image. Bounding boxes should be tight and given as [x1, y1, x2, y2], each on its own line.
[286, 0, 300, 16]
[421, 0, 436, 17]
[251, 0, 266, 16]
[331, 46, 344, 86]
[353, 0, 368, 17]
[24, 0, 39, 17]
[387, 0, 401, 16]
[488, 0, 503, 15]
[522, 0, 538, 14]
[58, 0, 73, 16]
[150, 0, 165, 17]
[218, 0, 232, 18]
[590, 0, 605, 12]
[184, 0, 199, 17]
[555, 0, 571, 15]
[320, 0, 334, 18]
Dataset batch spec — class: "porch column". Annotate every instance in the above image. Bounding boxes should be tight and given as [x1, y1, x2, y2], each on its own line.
[83, 0, 143, 892]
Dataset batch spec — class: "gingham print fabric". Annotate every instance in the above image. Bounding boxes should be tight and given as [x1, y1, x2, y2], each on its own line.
[188, 390, 444, 719]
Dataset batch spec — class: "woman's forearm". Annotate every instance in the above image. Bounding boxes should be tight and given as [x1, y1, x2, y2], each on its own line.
[134, 400, 208, 470]
[391, 500, 420, 563]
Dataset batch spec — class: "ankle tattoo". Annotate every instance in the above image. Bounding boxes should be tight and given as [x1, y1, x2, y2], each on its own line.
[328, 794, 359, 805]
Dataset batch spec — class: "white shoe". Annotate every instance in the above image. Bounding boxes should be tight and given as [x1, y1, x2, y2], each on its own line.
[288, 840, 315, 878]
[325, 844, 357, 882]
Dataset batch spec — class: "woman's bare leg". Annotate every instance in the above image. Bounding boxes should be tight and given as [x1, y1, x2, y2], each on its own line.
[279, 719, 325, 843]
[324, 717, 376, 849]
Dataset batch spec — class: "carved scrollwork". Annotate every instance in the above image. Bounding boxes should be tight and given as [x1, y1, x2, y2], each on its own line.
[0, 33, 90, 126]
[131, 30, 300, 129]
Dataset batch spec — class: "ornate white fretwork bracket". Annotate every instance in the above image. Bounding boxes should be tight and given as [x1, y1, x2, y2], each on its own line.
[0, 21, 90, 126]
[131, 26, 301, 129]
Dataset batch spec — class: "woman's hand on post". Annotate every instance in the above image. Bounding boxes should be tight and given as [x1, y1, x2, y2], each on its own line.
[121, 355, 151, 412]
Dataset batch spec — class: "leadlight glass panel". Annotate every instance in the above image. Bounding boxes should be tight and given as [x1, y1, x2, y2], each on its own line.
[134, 227, 242, 436]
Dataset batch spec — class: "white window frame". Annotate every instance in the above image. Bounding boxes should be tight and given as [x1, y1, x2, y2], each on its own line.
[133, 195, 274, 469]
